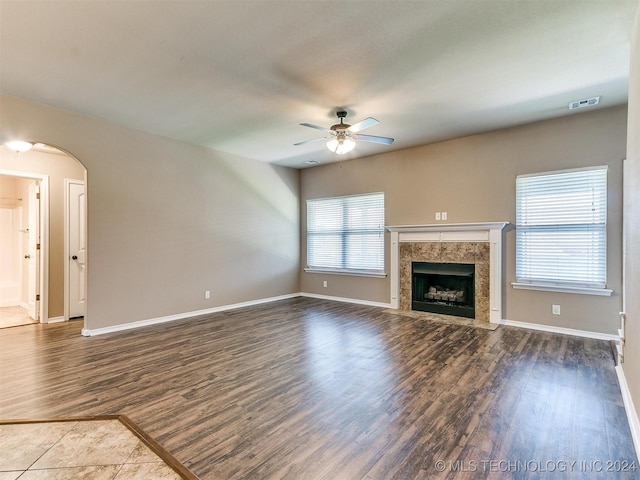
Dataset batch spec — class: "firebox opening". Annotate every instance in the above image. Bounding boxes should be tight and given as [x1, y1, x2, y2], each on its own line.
[412, 262, 475, 319]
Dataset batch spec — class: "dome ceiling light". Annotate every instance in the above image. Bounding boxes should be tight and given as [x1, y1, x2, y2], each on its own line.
[4, 141, 34, 153]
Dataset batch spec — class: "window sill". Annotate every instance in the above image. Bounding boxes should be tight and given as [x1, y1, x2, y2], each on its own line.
[511, 282, 613, 296]
[304, 268, 387, 279]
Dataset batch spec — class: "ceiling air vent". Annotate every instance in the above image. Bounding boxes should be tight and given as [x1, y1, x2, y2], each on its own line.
[569, 96, 600, 110]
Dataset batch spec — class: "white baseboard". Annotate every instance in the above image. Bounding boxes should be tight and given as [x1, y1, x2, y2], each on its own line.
[81, 295, 616, 340]
[616, 365, 640, 461]
[300, 292, 391, 309]
[498, 318, 618, 341]
[47, 316, 66, 324]
[81, 293, 300, 337]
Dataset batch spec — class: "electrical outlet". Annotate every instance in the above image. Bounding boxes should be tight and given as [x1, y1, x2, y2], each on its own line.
[435, 212, 441, 220]
[323, 280, 328, 288]
[205, 290, 211, 299]
[442, 212, 448, 220]
[552, 304, 560, 315]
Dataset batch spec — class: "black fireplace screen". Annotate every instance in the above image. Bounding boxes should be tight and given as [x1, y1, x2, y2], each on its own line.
[412, 262, 475, 318]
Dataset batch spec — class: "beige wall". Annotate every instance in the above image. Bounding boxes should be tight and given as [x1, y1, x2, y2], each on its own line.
[300, 106, 626, 334]
[0, 94, 300, 330]
[0, 149, 85, 318]
[623, 6, 640, 431]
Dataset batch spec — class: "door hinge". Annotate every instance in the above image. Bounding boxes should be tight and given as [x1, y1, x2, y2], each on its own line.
[36, 294, 40, 301]
[36, 192, 40, 200]
[36, 243, 41, 250]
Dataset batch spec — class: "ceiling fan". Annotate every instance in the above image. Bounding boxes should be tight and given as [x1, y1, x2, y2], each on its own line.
[294, 110, 394, 154]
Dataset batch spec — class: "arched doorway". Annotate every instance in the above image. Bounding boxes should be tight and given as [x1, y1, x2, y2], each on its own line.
[0, 143, 87, 329]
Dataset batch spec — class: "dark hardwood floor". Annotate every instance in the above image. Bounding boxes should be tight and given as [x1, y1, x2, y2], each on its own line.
[0, 297, 637, 479]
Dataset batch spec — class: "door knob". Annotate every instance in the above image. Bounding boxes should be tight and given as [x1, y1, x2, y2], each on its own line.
[24, 254, 30, 259]
[72, 255, 78, 260]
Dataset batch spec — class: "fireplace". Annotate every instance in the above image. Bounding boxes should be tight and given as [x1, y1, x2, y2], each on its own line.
[412, 262, 475, 318]
[387, 223, 509, 324]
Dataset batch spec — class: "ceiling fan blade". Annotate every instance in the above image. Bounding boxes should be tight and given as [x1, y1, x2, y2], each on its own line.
[294, 137, 326, 146]
[347, 117, 379, 133]
[354, 134, 394, 145]
[300, 122, 332, 133]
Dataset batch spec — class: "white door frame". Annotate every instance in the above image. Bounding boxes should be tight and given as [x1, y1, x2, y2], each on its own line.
[0, 169, 49, 324]
[64, 178, 86, 321]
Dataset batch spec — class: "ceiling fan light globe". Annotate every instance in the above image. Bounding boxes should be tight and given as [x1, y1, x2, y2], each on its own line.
[338, 138, 355, 154]
[326, 138, 355, 154]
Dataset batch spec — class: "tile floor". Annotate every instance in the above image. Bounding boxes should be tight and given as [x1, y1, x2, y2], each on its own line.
[0, 418, 194, 479]
[0, 306, 37, 329]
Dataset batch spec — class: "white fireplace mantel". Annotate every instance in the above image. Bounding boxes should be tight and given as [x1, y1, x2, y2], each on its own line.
[386, 222, 509, 323]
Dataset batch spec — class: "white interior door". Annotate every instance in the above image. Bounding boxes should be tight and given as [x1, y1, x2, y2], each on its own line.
[67, 180, 86, 319]
[27, 182, 40, 320]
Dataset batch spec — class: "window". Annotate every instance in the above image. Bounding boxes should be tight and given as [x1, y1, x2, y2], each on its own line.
[306, 192, 385, 276]
[514, 166, 610, 295]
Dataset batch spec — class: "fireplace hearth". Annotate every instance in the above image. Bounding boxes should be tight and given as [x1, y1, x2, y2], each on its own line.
[412, 262, 475, 318]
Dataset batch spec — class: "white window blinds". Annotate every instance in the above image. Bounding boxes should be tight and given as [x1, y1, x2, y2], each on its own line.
[307, 192, 385, 273]
[515, 166, 607, 289]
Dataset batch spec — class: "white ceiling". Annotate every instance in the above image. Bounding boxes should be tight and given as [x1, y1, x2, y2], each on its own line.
[1, 0, 637, 168]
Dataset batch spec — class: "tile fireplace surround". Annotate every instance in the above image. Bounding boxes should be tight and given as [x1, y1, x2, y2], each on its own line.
[387, 223, 509, 324]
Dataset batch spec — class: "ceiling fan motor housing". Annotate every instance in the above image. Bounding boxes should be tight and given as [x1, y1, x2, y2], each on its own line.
[331, 111, 351, 132]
